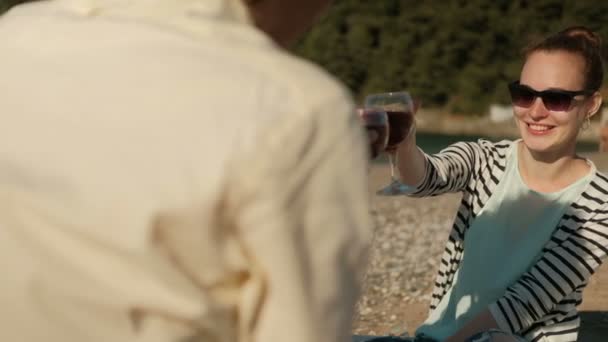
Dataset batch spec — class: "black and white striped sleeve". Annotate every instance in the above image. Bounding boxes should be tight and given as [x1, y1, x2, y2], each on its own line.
[488, 198, 608, 334]
[409, 141, 484, 197]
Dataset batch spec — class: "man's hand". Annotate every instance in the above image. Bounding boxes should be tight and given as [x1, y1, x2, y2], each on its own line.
[365, 128, 381, 159]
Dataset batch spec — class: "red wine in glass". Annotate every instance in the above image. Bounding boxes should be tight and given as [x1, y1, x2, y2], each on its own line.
[386, 110, 414, 150]
[364, 91, 416, 196]
[357, 108, 389, 159]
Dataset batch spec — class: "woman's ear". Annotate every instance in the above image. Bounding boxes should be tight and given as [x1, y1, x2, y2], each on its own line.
[587, 92, 603, 118]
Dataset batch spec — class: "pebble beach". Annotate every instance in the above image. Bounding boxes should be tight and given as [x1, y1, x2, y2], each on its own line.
[352, 153, 608, 338]
[352, 165, 460, 336]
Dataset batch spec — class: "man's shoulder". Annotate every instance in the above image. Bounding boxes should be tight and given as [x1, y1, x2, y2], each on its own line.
[244, 43, 353, 109]
[1, 1, 352, 110]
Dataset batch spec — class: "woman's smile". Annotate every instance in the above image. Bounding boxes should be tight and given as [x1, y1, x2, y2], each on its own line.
[526, 122, 556, 135]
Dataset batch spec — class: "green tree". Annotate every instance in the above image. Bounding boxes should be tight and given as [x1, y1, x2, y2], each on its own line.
[295, 0, 608, 115]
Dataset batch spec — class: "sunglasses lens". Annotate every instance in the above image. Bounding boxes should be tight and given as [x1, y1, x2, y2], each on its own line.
[542, 92, 573, 111]
[509, 84, 535, 108]
[509, 82, 576, 111]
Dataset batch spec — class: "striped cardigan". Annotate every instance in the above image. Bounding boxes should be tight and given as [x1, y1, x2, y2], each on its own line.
[409, 139, 608, 342]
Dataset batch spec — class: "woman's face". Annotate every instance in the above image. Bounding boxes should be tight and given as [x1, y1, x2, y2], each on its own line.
[514, 50, 598, 157]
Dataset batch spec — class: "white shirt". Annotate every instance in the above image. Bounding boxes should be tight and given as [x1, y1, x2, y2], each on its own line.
[0, 1, 372, 341]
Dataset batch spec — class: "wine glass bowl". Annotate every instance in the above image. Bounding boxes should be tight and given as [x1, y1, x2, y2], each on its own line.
[365, 92, 415, 150]
[357, 107, 389, 159]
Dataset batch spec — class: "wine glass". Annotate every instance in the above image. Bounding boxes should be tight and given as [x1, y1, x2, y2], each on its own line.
[357, 107, 389, 159]
[364, 91, 415, 196]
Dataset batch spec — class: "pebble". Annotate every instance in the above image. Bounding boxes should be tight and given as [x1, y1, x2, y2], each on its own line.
[353, 192, 461, 334]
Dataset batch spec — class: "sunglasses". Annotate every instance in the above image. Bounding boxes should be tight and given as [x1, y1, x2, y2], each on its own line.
[508, 81, 593, 112]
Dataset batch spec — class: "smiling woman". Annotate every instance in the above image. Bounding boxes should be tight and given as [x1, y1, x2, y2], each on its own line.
[363, 25, 608, 342]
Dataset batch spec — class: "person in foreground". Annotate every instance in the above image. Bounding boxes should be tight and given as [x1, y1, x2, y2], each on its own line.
[0, 0, 372, 341]
[368, 26, 608, 342]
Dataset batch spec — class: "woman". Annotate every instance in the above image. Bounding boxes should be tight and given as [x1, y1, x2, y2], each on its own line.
[370, 26, 607, 342]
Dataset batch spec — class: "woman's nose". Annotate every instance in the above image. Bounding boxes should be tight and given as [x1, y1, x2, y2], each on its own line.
[528, 97, 550, 119]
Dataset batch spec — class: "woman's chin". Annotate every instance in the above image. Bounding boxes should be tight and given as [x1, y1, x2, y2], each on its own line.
[520, 135, 576, 158]
[519, 125, 579, 156]
[520, 132, 556, 154]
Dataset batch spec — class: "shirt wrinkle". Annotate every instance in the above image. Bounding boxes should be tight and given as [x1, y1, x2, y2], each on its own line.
[0, 1, 370, 342]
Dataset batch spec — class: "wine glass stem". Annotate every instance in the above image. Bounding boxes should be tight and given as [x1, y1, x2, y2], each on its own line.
[388, 153, 397, 181]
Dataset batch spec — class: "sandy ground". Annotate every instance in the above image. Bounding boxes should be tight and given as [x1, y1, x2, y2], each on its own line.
[353, 153, 608, 340]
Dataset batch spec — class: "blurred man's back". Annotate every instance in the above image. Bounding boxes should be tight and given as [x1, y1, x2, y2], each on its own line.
[0, 1, 371, 341]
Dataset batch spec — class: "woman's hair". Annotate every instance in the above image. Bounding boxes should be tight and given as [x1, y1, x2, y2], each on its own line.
[523, 26, 604, 92]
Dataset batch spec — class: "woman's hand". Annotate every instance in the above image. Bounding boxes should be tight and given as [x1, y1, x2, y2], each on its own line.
[394, 99, 426, 186]
[401, 98, 421, 147]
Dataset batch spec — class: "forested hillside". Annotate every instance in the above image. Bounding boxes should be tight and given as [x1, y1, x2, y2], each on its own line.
[294, 0, 608, 114]
[2, 0, 606, 114]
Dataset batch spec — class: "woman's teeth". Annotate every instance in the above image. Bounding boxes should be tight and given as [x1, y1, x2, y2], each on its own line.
[528, 124, 552, 131]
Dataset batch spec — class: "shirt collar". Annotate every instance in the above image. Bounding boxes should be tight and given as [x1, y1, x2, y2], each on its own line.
[52, 0, 276, 47]
[56, 0, 251, 22]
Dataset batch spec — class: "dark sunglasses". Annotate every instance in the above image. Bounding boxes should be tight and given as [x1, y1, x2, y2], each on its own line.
[508, 81, 593, 112]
